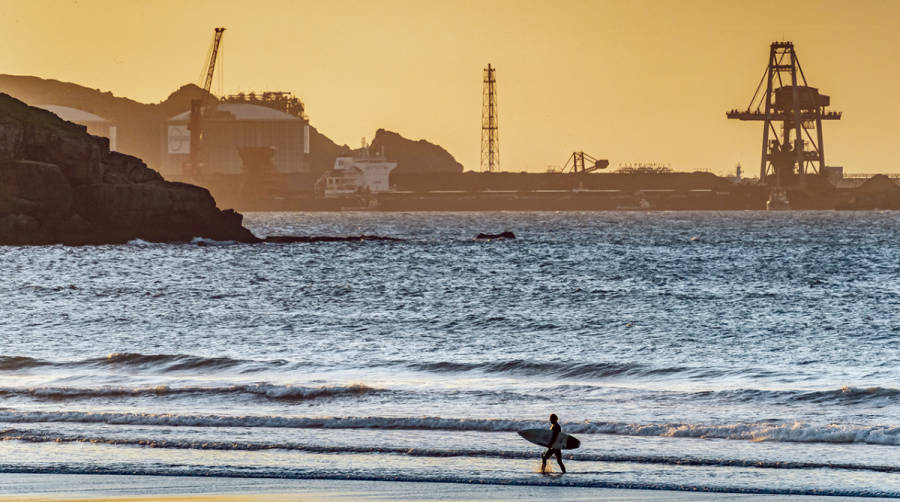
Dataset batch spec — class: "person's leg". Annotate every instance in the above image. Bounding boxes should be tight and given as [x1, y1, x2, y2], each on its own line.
[541, 449, 550, 473]
[554, 449, 566, 473]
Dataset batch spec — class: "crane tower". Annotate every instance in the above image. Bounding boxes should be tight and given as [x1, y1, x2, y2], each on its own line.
[727, 41, 841, 186]
[481, 64, 499, 172]
[188, 27, 226, 176]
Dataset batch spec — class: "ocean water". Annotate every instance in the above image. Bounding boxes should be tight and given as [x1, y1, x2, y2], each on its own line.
[0, 211, 898, 497]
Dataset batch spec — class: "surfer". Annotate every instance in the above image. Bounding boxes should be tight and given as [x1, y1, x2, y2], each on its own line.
[541, 413, 566, 474]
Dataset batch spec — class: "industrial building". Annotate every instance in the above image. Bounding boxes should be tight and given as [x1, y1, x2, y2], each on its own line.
[161, 102, 310, 185]
[38, 105, 118, 151]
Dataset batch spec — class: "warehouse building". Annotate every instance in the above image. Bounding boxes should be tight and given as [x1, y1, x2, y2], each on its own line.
[161, 102, 310, 190]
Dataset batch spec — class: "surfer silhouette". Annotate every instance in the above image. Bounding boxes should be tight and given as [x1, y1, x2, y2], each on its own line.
[541, 413, 566, 474]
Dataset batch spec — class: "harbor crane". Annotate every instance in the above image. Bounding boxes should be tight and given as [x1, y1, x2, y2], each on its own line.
[560, 151, 609, 174]
[187, 27, 226, 176]
[726, 41, 841, 187]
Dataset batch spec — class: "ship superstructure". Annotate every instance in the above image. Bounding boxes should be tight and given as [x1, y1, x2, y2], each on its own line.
[316, 147, 397, 198]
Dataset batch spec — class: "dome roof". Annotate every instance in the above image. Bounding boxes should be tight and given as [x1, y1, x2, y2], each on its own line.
[38, 105, 109, 123]
[168, 103, 301, 122]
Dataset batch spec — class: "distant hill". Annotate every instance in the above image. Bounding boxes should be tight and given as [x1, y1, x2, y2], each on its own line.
[0, 75, 460, 179]
[0, 76, 216, 170]
[370, 129, 464, 174]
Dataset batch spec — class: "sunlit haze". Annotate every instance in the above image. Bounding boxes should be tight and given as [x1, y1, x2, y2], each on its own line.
[4, 0, 900, 174]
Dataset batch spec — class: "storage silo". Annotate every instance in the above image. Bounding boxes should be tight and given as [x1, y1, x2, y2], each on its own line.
[162, 102, 310, 192]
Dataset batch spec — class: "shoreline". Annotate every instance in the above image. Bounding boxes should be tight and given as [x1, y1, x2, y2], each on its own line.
[0, 473, 896, 501]
[1, 474, 897, 502]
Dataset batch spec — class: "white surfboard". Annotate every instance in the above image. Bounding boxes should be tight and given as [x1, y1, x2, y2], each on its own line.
[518, 428, 581, 449]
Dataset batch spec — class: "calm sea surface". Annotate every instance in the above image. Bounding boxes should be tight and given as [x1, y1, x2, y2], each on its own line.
[0, 211, 898, 496]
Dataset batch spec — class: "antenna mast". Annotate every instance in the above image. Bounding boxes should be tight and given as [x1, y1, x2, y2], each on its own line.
[481, 64, 499, 172]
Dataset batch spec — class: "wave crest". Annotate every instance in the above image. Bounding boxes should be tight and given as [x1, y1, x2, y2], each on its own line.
[0, 412, 896, 446]
[405, 359, 688, 379]
[0, 430, 896, 473]
[0, 384, 378, 402]
[0, 356, 48, 371]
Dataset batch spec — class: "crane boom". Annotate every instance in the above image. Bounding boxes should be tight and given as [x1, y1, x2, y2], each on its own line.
[187, 27, 226, 177]
[201, 27, 226, 105]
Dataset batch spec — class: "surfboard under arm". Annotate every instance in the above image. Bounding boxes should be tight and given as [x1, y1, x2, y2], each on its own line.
[517, 428, 581, 450]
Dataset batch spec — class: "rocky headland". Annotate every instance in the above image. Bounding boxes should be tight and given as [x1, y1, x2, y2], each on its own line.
[370, 128, 464, 174]
[0, 93, 259, 245]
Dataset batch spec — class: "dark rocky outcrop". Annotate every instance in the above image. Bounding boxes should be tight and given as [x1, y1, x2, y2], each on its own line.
[371, 129, 464, 175]
[0, 93, 259, 245]
[475, 231, 516, 240]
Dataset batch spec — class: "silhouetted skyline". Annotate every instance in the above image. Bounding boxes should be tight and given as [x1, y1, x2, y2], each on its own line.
[3, 0, 899, 175]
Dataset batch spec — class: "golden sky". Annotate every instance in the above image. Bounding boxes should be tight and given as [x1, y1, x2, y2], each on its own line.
[2, 0, 899, 175]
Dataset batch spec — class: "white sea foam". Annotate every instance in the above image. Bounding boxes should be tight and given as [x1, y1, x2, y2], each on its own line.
[126, 239, 155, 246]
[190, 237, 236, 246]
[0, 464, 896, 498]
[0, 412, 896, 446]
[1, 429, 897, 473]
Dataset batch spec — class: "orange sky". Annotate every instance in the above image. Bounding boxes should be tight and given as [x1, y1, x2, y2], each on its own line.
[2, 0, 899, 175]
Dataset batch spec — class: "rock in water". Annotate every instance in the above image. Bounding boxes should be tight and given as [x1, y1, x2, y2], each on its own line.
[0, 93, 259, 245]
[474, 231, 516, 240]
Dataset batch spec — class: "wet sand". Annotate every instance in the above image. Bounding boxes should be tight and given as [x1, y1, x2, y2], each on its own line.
[0, 474, 895, 502]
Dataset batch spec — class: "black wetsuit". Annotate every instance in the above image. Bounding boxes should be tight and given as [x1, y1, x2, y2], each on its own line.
[541, 422, 566, 473]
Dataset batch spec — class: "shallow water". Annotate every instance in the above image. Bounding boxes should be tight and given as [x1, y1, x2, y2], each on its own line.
[0, 211, 898, 496]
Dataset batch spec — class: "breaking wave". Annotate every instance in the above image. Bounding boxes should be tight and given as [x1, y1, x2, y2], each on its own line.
[0, 384, 378, 402]
[0, 352, 290, 373]
[0, 430, 896, 473]
[0, 464, 895, 497]
[0, 356, 49, 371]
[402, 359, 691, 379]
[398, 359, 802, 382]
[692, 386, 900, 405]
[0, 412, 896, 446]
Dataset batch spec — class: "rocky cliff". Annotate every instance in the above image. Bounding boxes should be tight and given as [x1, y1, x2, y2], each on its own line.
[0, 93, 258, 245]
[370, 129, 463, 174]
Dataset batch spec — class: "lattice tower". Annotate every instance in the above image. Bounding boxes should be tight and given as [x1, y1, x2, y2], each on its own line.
[481, 64, 499, 172]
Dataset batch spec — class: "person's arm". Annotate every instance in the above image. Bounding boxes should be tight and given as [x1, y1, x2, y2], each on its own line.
[548, 426, 560, 448]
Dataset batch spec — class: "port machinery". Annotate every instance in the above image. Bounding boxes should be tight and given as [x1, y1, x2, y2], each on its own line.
[187, 27, 226, 176]
[727, 41, 841, 187]
[560, 151, 609, 174]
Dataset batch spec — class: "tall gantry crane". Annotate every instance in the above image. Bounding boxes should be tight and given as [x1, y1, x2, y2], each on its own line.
[188, 27, 226, 176]
[726, 41, 841, 187]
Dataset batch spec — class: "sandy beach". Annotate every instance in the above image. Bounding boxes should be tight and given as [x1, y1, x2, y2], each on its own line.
[0, 474, 897, 502]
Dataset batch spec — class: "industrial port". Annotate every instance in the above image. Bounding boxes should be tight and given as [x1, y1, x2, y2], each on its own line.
[7, 29, 900, 212]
